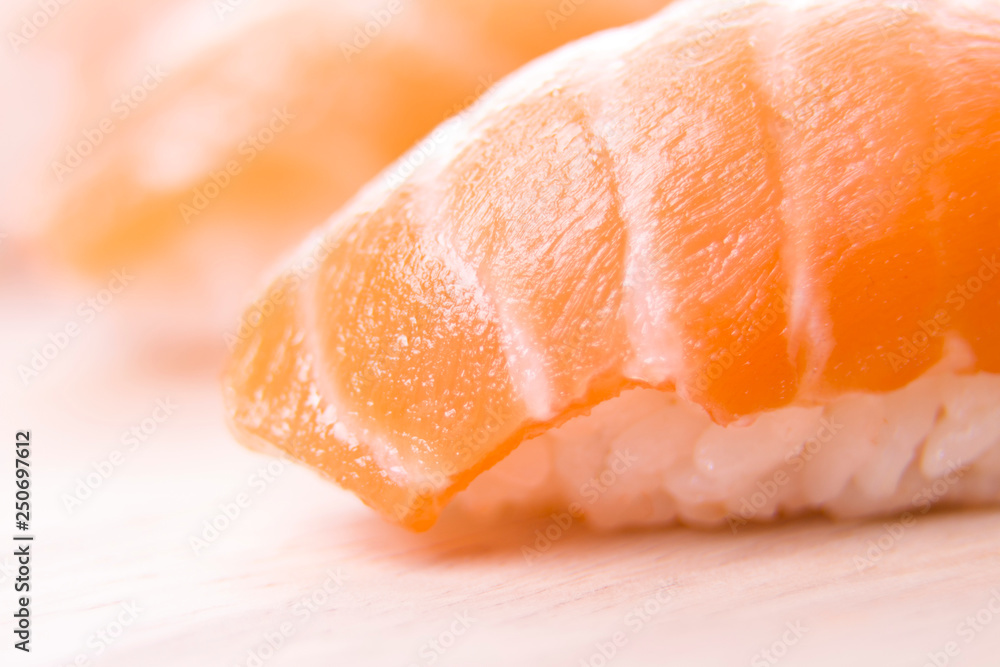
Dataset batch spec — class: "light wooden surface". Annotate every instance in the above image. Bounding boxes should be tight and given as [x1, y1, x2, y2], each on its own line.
[4, 287, 1000, 667]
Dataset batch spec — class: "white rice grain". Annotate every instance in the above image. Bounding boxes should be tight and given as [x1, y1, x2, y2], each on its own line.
[456, 363, 1000, 530]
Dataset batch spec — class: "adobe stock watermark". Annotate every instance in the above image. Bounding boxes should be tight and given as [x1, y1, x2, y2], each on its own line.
[54, 601, 143, 667]
[921, 589, 1000, 667]
[0, 555, 18, 587]
[340, 0, 405, 61]
[61, 398, 179, 513]
[545, 0, 599, 31]
[884, 255, 999, 373]
[51, 65, 168, 182]
[16, 268, 134, 386]
[405, 611, 476, 667]
[854, 461, 966, 572]
[223, 229, 349, 350]
[579, 584, 675, 667]
[382, 75, 496, 190]
[750, 620, 808, 666]
[211, 0, 250, 21]
[7, 0, 73, 54]
[879, 0, 923, 39]
[223, 249, 444, 350]
[725, 415, 845, 533]
[689, 292, 791, 400]
[189, 456, 291, 555]
[179, 106, 294, 224]
[236, 568, 350, 667]
[847, 122, 965, 244]
[677, 0, 752, 64]
[392, 403, 513, 523]
[522, 449, 639, 563]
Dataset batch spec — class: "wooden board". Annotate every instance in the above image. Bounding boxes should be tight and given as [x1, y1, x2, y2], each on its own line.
[4, 288, 1000, 667]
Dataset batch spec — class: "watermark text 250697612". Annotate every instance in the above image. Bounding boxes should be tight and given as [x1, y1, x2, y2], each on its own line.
[13, 430, 32, 653]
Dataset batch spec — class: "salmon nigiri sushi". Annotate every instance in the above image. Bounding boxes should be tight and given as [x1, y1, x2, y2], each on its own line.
[223, 0, 1000, 531]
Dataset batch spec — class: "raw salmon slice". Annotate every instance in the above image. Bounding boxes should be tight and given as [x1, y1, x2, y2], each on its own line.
[224, 0, 1000, 530]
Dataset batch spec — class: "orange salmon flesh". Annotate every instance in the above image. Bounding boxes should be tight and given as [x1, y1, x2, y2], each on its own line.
[224, 0, 1000, 530]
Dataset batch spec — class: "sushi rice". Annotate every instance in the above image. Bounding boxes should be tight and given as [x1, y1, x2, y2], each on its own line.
[459, 336, 1000, 529]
